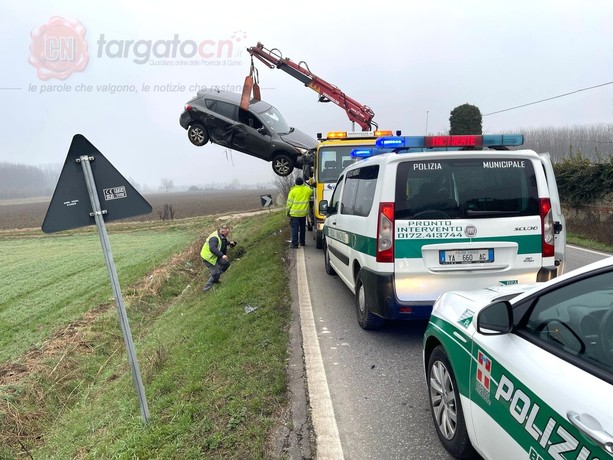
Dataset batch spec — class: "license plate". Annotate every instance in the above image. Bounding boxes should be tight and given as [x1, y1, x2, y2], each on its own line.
[439, 248, 494, 265]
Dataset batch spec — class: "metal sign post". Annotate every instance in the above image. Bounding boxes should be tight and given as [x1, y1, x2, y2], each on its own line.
[78, 154, 150, 423]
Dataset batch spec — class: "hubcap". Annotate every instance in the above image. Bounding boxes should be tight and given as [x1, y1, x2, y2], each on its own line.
[358, 284, 366, 316]
[429, 360, 457, 440]
[275, 159, 290, 176]
[190, 128, 204, 143]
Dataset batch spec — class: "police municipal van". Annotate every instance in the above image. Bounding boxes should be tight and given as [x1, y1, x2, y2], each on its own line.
[319, 134, 566, 329]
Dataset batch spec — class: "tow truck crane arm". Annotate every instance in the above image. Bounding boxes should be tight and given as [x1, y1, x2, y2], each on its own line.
[246, 42, 376, 131]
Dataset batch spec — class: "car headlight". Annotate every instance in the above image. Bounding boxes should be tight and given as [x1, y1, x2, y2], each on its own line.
[294, 147, 309, 155]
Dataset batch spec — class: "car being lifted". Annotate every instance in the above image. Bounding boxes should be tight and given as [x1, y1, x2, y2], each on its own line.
[179, 88, 317, 177]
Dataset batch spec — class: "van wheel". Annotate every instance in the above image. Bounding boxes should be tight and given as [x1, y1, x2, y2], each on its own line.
[188, 123, 209, 146]
[324, 244, 336, 276]
[427, 346, 477, 459]
[355, 270, 384, 330]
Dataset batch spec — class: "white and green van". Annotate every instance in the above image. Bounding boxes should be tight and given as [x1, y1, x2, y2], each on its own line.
[319, 134, 566, 329]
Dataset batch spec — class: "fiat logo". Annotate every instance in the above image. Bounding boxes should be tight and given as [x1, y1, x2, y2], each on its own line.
[465, 225, 477, 237]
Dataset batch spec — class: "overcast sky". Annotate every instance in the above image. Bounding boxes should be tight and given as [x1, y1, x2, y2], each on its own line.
[1, 0, 611, 189]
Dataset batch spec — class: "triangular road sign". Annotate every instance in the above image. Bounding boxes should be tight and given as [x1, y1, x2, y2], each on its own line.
[42, 134, 152, 233]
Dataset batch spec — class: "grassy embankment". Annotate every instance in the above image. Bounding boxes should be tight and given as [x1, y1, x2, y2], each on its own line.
[0, 211, 294, 459]
[567, 233, 613, 255]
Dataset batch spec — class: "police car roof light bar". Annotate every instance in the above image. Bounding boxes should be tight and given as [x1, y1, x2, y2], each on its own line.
[352, 134, 524, 159]
[375, 134, 524, 149]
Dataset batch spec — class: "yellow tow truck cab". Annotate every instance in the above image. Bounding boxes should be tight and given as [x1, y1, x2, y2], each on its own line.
[312, 129, 395, 248]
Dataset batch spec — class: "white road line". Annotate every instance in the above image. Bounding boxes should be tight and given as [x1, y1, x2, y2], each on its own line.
[296, 248, 344, 460]
[567, 244, 612, 257]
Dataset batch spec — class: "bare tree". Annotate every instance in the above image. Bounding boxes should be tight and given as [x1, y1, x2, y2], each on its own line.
[0, 162, 53, 199]
[159, 178, 175, 193]
[273, 173, 297, 205]
[516, 124, 613, 161]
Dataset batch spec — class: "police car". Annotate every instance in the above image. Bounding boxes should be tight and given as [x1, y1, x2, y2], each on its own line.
[320, 134, 566, 329]
[423, 256, 613, 460]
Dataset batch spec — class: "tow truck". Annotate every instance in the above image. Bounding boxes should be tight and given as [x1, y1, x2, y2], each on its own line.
[243, 42, 398, 248]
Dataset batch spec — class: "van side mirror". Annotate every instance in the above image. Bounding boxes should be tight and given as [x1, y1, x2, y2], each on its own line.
[319, 200, 333, 215]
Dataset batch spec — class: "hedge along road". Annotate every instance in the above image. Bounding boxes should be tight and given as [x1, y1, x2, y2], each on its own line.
[294, 242, 611, 459]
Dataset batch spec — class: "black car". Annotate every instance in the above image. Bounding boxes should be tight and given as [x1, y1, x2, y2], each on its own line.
[179, 89, 317, 177]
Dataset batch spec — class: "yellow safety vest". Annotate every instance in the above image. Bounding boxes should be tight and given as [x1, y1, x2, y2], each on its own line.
[286, 184, 313, 217]
[200, 231, 221, 265]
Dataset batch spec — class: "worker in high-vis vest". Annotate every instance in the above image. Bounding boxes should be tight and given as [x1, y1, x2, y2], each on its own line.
[201, 224, 236, 291]
[286, 176, 313, 248]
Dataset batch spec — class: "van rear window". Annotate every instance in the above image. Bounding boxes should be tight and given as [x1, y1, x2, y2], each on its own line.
[395, 158, 539, 219]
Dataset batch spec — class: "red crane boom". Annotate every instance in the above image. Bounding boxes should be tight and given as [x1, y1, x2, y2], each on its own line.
[245, 42, 376, 131]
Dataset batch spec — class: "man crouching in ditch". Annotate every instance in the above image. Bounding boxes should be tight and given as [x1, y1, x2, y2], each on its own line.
[201, 225, 237, 291]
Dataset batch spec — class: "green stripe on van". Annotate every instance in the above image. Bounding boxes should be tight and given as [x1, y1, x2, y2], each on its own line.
[326, 228, 541, 259]
[396, 235, 541, 259]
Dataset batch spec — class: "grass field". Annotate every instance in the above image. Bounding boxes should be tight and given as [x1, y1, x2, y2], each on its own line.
[0, 209, 297, 459]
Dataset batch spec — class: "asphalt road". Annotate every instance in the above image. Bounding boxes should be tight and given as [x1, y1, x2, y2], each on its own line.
[298, 241, 611, 459]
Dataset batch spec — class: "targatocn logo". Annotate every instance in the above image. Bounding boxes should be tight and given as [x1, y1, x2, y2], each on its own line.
[29, 16, 89, 80]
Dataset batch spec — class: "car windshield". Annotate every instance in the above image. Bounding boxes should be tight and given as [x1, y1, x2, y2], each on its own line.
[317, 146, 357, 183]
[254, 105, 291, 134]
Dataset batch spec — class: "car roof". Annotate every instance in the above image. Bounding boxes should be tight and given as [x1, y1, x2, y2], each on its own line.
[194, 88, 271, 111]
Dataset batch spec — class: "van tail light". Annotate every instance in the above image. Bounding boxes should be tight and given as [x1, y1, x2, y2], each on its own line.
[539, 198, 555, 258]
[376, 202, 395, 263]
[185, 104, 193, 111]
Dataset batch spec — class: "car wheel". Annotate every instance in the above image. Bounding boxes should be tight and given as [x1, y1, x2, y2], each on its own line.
[355, 270, 384, 330]
[427, 346, 478, 459]
[187, 123, 209, 146]
[272, 154, 295, 177]
[324, 243, 336, 276]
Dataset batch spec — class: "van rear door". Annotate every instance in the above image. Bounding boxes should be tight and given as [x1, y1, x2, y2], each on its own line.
[393, 155, 546, 304]
[538, 152, 566, 275]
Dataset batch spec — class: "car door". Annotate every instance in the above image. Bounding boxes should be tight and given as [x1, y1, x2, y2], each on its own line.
[204, 99, 236, 147]
[468, 268, 613, 460]
[231, 108, 272, 160]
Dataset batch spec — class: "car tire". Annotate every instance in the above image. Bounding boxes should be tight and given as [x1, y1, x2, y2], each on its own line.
[271, 154, 295, 177]
[187, 123, 209, 146]
[355, 270, 384, 330]
[427, 345, 478, 459]
[324, 243, 336, 276]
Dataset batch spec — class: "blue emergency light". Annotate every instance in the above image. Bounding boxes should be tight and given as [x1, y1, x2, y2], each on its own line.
[351, 148, 376, 158]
